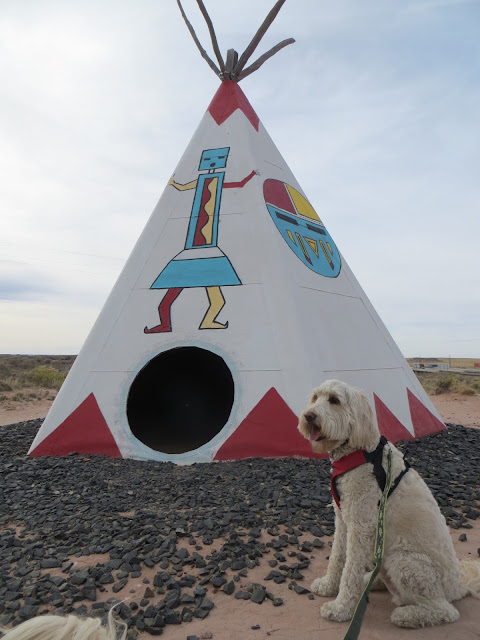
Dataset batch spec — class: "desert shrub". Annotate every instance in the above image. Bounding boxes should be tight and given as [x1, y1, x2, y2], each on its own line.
[435, 375, 455, 394]
[418, 378, 436, 394]
[471, 381, 480, 391]
[0, 364, 12, 379]
[22, 365, 67, 390]
[457, 384, 476, 396]
[0, 381, 13, 392]
[2, 376, 22, 390]
[413, 371, 435, 394]
[16, 356, 39, 371]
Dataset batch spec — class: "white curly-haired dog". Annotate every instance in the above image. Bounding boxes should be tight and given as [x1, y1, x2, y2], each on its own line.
[298, 379, 480, 628]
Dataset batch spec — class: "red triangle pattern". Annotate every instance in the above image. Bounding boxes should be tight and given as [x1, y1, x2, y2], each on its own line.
[30, 393, 121, 458]
[407, 388, 445, 438]
[207, 81, 260, 131]
[374, 394, 414, 443]
[214, 387, 325, 461]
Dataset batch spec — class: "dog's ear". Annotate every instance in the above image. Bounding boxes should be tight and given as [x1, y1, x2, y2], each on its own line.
[347, 387, 380, 450]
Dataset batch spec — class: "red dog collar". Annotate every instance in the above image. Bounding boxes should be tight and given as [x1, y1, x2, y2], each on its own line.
[330, 449, 368, 509]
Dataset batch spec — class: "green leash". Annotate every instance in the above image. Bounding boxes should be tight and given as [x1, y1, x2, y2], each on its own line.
[342, 449, 393, 640]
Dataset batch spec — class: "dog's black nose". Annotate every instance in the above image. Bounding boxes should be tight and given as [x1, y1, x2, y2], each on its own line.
[304, 411, 316, 423]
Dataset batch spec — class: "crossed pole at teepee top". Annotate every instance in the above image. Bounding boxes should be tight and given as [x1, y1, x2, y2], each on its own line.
[176, 0, 295, 82]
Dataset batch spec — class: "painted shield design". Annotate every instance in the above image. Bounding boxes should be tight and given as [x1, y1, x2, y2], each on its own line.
[263, 179, 341, 277]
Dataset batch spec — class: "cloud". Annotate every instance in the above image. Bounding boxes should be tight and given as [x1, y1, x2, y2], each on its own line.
[0, 300, 98, 354]
[0, 0, 478, 356]
[0, 273, 54, 302]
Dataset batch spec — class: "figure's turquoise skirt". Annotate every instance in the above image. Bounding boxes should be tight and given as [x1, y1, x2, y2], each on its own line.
[151, 256, 241, 289]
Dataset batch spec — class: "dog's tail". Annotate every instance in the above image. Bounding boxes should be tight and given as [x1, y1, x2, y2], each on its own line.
[460, 560, 480, 598]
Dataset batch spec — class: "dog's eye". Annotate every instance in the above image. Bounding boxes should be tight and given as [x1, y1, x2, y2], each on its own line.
[310, 393, 318, 403]
[328, 395, 340, 405]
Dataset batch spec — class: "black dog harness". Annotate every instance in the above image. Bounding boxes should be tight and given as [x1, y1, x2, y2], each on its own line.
[330, 436, 410, 509]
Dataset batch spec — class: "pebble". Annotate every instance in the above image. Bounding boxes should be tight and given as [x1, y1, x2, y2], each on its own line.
[222, 581, 235, 595]
[1, 420, 479, 636]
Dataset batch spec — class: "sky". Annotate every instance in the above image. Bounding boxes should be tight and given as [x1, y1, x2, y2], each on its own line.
[1, 0, 479, 357]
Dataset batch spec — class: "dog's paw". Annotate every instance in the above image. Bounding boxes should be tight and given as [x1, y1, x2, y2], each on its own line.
[320, 600, 354, 623]
[391, 603, 459, 628]
[310, 577, 338, 597]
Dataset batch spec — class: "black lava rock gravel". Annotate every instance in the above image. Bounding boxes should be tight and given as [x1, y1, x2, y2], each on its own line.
[1, 419, 479, 636]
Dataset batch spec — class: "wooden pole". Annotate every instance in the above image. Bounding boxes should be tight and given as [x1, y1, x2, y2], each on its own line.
[239, 38, 295, 80]
[233, 0, 288, 77]
[196, 0, 226, 74]
[223, 49, 239, 81]
[176, 0, 221, 77]
[175, 0, 294, 83]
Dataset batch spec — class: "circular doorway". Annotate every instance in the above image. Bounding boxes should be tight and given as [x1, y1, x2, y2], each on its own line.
[127, 346, 235, 454]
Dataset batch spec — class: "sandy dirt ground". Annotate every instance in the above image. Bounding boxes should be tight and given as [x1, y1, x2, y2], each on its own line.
[2, 393, 479, 639]
[1, 391, 479, 429]
[0, 397, 53, 427]
[55, 518, 480, 640]
[429, 393, 480, 428]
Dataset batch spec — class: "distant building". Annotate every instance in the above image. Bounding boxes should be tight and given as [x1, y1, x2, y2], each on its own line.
[412, 363, 449, 371]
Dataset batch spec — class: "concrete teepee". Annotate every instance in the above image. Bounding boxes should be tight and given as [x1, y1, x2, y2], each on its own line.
[29, 0, 444, 462]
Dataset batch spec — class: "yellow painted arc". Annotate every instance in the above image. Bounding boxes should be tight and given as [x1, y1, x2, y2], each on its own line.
[286, 185, 323, 224]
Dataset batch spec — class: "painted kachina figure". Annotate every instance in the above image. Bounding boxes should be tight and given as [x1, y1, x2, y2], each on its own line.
[144, 147, 255, 333]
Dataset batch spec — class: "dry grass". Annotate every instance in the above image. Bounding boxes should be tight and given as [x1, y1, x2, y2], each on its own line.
[0, 355, 76, 409]
[414, 370, 480, 396]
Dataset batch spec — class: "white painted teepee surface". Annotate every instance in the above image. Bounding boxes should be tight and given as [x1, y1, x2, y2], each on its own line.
[29, 81, 444, 462]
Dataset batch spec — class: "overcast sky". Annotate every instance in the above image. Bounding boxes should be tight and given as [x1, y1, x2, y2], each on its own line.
[1, 0, 479, 357]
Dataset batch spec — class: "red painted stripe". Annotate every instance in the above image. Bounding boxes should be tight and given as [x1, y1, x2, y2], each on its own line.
[207, 81, 260, 131]
[30, 393, 121, 458]
[407, 389, 445, 438]
[224, 170, 256, 189]
[374, 394, 414, 443]
[214, 387, 326, 461]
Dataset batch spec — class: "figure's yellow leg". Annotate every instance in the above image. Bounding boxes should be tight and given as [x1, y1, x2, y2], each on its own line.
[199, 286, 228, 329]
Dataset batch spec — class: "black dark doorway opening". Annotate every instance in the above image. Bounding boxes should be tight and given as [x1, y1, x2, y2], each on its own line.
[127, 346, 235, 454]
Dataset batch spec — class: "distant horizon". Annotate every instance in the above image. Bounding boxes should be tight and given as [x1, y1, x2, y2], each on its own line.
[1, 352, 479, 361]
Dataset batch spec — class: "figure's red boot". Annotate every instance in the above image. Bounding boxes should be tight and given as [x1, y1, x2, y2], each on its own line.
[144, 287, 182, 334]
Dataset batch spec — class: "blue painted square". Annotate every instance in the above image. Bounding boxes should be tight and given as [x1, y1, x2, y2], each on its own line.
[198, 147, 230, 171]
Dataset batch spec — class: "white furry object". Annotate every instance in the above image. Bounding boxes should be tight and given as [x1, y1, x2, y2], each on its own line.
[298, 379, 480, 628]
[0, 608, 127, 640]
